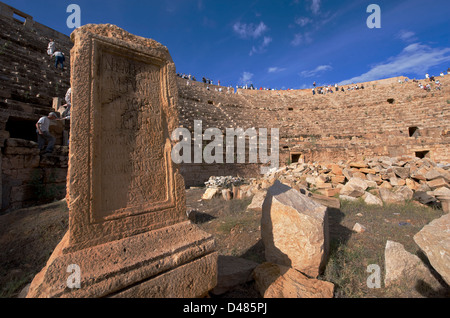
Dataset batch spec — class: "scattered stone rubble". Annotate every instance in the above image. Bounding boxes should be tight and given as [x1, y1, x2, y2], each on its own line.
[204, 176, 245, 188]
[202, 155, 450, 297]
[201, 155, 450, 213]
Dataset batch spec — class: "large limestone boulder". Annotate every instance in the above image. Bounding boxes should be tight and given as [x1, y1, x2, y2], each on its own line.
[427, 178, 449, 190]
[384, 241, 441, 288]
[394, 186, 414, 201]
[414, 214, 450, 285]
[261, 181, 329, 278]
[202, 188, 219, 200]
[253, 263, 334, 298]
[247, 190, 267, 212]
[339, 177, 368, 198]
[393, 166, 411, 179]
[362, 192, 383, 206]
[433, 187, 450, 197]
[378, 188, 405, 204]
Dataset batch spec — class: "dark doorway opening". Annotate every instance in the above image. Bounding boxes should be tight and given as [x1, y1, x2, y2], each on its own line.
[409, 127, 420, 137]
[5, 117, 37, 142]
[290, 153, 302, 163]
[415, 151, 430, 159]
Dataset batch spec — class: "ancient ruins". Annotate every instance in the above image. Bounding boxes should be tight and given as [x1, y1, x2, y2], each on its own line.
[0, 2, 449, 298]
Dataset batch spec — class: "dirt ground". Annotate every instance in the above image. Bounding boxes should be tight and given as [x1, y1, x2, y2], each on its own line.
[0, 199, 69, 297]
[0, 188, 449, 298]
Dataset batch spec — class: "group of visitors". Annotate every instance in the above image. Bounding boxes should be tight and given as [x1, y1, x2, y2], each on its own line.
[37, 40, 72, 155]
[415, 71, 447, 92]
[177, 73, 197, 81]
[202, 77, 214, 85]
[179, 67, 449, 96]
[177, 73, 219, 86]
[425, 70, 448, 81]
[417, 80, 442, 92]
[36, 86, 71, 155]
[312, 83, 365, 95]
[47, 39, 66, 71]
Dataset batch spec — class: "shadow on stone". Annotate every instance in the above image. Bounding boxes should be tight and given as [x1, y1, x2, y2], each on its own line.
[415, 250, 450, 298]
[187, 210, 217, 224]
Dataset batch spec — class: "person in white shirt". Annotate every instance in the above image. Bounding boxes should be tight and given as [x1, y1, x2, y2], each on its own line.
[62, 88, 72, 119]
[36, 112, 58, 154]
[47, 39, 55, 56]
[52, 51, 65, 70]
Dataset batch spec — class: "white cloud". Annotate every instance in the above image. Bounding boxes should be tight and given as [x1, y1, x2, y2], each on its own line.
[311, 0, 321, 14]
[339, 43, 450, 85]
[268, 67, 286, 73]
[300, 64, 333, 78]
[249, 36, 272, 56]
[291, 32, 313, 46]
[239, 72, 254, 85]
[233, 21, 268, 39]
[397, 30, 418, 42]
[295, 17, 312, 27]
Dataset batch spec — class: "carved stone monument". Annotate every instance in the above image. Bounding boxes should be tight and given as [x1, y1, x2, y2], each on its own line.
[27, 24, 217, 298]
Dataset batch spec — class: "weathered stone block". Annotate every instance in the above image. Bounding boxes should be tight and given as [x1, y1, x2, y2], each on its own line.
[253, 262, 334, 298]
[262, 181, 329, 278]
[414, 214, 450, 286]
[27, 24, 217, 298]
[384, 240, 441, 288]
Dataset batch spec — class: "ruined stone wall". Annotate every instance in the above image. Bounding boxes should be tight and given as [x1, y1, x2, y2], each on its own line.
[177, 75, 450, 186]
[0, 2, 72, 212]
[0, 2, 72, 120]
[235, 76, 450, 164]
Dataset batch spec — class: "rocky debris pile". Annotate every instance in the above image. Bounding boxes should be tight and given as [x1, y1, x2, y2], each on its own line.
[200, 156, 450, 297]
[204, 176, 245, 189]
[258, 155, 450, 212]
[200, 155, 450, 214]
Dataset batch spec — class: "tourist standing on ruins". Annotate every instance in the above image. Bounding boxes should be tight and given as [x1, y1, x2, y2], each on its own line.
[52, 51, 65, 70]
[47, 39, 55, 56]
[36, 112, 58, 154]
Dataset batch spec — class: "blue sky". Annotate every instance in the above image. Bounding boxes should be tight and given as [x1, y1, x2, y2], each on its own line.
[6, 0, 450, 89]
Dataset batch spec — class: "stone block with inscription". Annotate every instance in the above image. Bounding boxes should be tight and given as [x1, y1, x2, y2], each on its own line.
[27, 24, 217, 298]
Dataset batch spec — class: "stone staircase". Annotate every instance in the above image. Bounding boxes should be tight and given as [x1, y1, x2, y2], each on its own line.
[178, 75, 450, 164]
[0, 13, 72, 121]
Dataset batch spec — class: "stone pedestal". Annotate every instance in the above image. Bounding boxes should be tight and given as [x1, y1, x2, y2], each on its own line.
[27, 24, 217, 298]
[27, 222, 217, 298]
